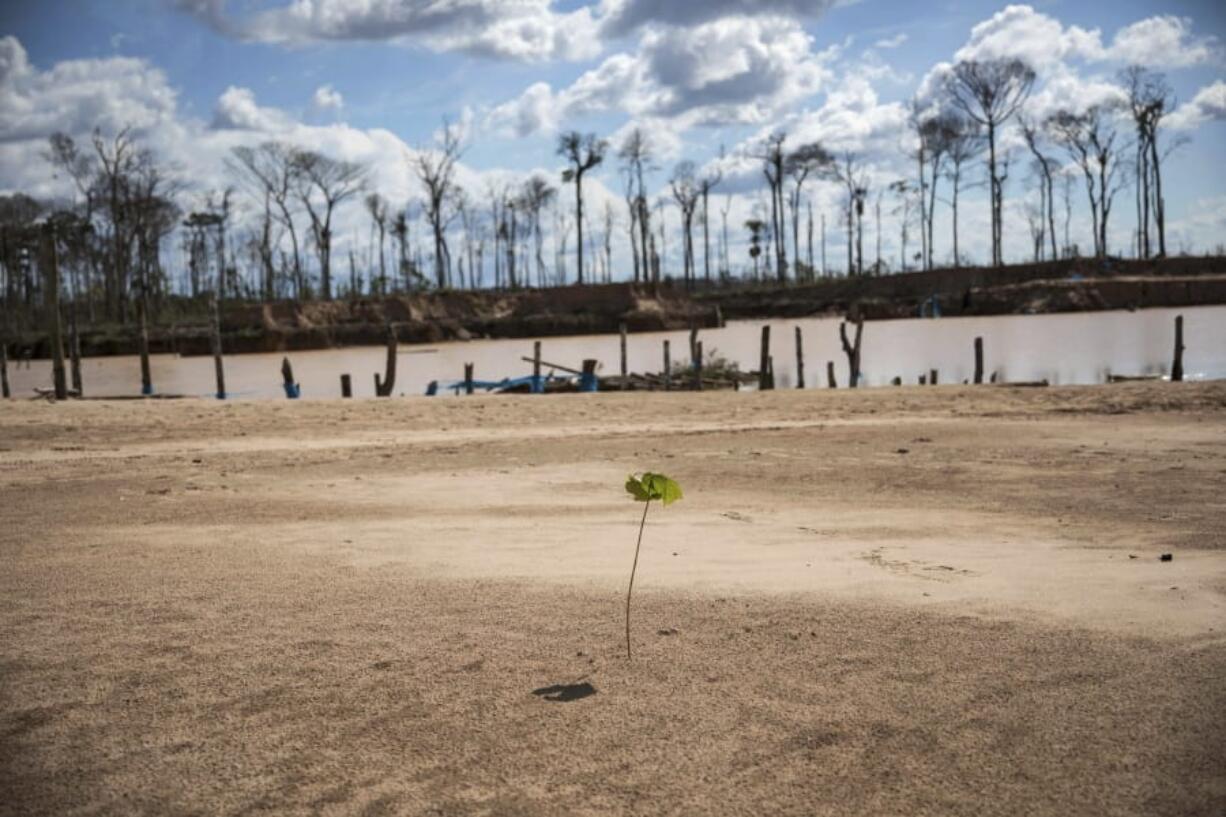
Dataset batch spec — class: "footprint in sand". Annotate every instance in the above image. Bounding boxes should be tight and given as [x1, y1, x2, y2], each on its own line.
[722, 511, 753, 523]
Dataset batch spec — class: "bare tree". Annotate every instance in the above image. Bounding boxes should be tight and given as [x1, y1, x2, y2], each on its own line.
[669, 162, 701, 286]
[1019, 117, 1059, 261]
[557, 131, 607, 286]
[1121, 66, 1176, 257]
[698, 160, 723, 284]
[753, 132, 789, 281]
[915, 113, 959, 269]
[293, 150, 366, 299]
[1048, 105, 1127, 258]
[618, 128, 654, 283]
[413, 120, 464, 289]
[228, 142, 306, 297]
[941, 118, 984, 267]
[364, 193, 389, 294]
[834, 152, 869, 276]
[786, 142, 833, 280]
[944, 59, 1036, 266]
[519, 175, 556, 288]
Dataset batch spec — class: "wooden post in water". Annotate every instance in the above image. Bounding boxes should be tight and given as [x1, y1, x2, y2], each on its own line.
[69, 307, 83, 396]
[209, 291, 226, 399]
[663, 340, 671, 391]
[280, 357, 299, 398]
[767, 356, 775, 390]
[1171, 315, 1184, 382]
[374, 324, 397, 397]
[619, 322, 628, 390]
[464, 363, 474, 395]
[891, 376, 902, 386]
[919, 374, 927, 385]
[689, 327, 699, 363]
[826, 361, 836, 389]
[759, 325, 772, 390]
[839, 318, 863, 389]
[694, 341, 704, 391]
[794, 326, 805, 389]
[340, 374, 352, 398]
[973, 337, 984, 385]
[533, 340, 542, 394]
[715, 304, 725, 328]
[0, 344, 9, 398]
[137, 290, 152, 396]
[43, 227, 67, 401]
[929, 368, 938, 386]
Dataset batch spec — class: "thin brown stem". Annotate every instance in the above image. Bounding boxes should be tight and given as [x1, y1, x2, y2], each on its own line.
[626, 499, 651, 660]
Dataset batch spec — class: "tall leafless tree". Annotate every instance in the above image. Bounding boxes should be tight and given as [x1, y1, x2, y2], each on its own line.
[618, 128, 653, 284]
[557, 131, 607, 286]
[753, 132, 789, 281]
[293, 150, 366, 300]
[1019, 117, 1059, 261]
[945, 59, 1035, 266]
[414, 121, 464, 289]
[1048, 105, 1126, 258]
[669, 162, 700, 286]
[786, 142, 832, 280]
[228, 142, 306, 297]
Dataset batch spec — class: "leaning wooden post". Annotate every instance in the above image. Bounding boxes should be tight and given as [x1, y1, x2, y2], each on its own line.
[68, 307, 83, 397]
[464, 363, 474, 395]
[209, 291, 226, 399]
[374, 324, 397, 397]
[663, 340, 671, 391]
[619, 322, 628, 390]
[973, 337, 984, 385]
[759, 325, 772, 390]
[0, 344, 9, 399]
[694, 341, 704, 391]
[280, 357, 299, 398]
[826, 361, 836, 389]
[794, 326, 805, 389]
[839, 317, 864, 389]
[340, 373, 352, 398]
[43, 227, 67, 401]
[532, 340, 542, 394]
[1171, 315, 1184, 382]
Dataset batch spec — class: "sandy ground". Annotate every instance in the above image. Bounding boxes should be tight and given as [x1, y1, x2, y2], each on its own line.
[2, 382, 1225, 816]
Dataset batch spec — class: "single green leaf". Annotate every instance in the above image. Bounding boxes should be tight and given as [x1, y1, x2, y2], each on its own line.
[634, 472, 683, 506]
[625, 475, 652, 502]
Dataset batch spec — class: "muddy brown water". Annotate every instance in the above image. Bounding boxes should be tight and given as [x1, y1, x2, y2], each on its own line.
[6, 306, 1224, 400]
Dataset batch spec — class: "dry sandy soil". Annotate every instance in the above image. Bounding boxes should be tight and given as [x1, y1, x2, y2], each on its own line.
[2, 382, 1225, 816]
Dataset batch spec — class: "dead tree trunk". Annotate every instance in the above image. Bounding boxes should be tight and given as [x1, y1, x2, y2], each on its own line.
[839, 318, 864, 389]
[209, 292, 226, 399]
[1171, 315, 1184, 382]
[44, 228, 67, 401]
[973, 336, 984, 385]
[794, 326, 805, 389]
[281, 357, 299, 398]
[375, 325, 397, 396]
[759, 325, 772, 391]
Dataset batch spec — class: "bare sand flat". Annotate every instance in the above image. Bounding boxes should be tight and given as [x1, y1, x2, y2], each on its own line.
[2, 383, 1225, 816]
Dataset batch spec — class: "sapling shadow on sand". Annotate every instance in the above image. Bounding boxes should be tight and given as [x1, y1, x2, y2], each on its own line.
[623, 472, 683, 660]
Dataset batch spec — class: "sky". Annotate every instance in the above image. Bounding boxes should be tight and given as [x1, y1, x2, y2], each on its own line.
[1, 0, 1225, 281]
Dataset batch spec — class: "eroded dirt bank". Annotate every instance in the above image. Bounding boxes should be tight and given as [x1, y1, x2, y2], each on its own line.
[2, 382, 1224, 815]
